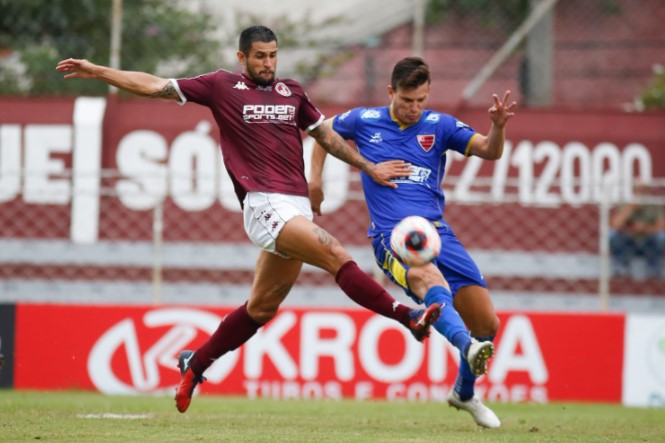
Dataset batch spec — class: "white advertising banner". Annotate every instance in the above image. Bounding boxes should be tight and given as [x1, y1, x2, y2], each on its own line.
[623, 314, 665, 407]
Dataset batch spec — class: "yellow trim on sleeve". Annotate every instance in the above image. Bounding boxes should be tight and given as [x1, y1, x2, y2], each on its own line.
[464, 133, 478, 157]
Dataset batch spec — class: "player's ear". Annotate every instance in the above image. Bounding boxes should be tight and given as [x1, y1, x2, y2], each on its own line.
[236, 50, 246, 65]
[388, 85, 395, 99]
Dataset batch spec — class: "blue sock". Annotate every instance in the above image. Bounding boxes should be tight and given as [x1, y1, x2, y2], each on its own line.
[423, 286, 471, 354]
[455, 335, 494, 401]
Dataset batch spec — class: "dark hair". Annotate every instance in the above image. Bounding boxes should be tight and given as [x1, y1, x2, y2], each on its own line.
[391, 57, 431, 91]
[239, 25, 278, 55]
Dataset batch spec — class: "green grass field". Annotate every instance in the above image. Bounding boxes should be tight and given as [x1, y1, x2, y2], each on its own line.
[1, 390, 664, 442]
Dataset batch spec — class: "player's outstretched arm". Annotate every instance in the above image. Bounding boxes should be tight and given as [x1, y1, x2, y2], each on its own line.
[309, 120, 411, 189]
[467, 90, 517, 160]
[55, 58, 178, 100]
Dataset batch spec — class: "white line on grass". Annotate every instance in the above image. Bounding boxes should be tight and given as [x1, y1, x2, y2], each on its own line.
[77, 413, 151, 419]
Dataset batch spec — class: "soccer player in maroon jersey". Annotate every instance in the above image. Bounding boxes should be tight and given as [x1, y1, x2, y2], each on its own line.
[56, 25, 441, 413]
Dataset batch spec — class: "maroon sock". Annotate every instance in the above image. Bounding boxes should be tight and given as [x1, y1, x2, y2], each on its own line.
[335, 261, 412, 327]
[191, 301, 263, 375]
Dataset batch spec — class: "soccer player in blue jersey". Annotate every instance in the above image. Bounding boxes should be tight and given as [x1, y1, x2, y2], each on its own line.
[309, 57, 516, 428]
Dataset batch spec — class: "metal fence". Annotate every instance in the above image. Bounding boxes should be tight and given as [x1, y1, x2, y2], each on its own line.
[1, 164, 663, 311]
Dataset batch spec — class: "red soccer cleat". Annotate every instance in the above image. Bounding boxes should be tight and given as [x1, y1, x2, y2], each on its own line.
[407, 303, 442, 341]
[175, 350, 206, 413]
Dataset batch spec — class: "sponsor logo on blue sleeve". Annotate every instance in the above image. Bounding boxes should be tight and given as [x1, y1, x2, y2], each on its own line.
[361, 109, 382, 120]
[338, 110, 352, 121]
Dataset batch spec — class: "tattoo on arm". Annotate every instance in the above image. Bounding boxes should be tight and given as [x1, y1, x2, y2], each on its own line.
[149, 81, 178, 99]
[312, 125, 368, 170]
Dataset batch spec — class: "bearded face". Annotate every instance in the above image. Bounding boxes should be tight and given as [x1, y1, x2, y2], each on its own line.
[240, 41, 277, 86]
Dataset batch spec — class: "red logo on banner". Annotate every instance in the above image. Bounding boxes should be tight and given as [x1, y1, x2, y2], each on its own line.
[87, 308, 232, 394]
[417, 134, 435, 151]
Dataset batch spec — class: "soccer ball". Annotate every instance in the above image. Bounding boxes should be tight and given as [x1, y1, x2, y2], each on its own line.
[390, 216, 441, 266]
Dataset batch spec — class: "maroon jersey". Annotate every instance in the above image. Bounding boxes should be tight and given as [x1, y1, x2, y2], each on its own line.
[173, 70, 324, 206]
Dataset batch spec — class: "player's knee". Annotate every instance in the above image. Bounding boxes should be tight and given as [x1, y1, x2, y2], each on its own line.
[475, 315, 500, 338]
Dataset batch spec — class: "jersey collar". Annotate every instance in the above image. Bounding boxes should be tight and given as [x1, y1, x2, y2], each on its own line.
[389, 105, 412, 131]
[240, 72, 276, 87]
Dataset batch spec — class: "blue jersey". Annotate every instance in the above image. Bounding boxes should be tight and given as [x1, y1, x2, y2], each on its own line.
[333, 106, 476, 237]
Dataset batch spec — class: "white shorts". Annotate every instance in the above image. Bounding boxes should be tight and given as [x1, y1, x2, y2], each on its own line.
[243, 192, 313, 255]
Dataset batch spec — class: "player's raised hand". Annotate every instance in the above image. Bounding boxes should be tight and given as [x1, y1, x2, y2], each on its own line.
[488, 90, 517, 128]
[368, 160, 413, 189]
[56, 58, 99, 80]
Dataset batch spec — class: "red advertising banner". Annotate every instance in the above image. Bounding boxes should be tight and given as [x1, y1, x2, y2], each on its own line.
[14, 304, 624, 403]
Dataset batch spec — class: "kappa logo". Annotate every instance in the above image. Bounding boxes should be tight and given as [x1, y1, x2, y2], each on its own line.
[456, 120, 470, 129]
[275, 82, 291, 97]
[425, 113, 440, 123]
[417, 134, 435, 152]
[338, 110, 351, 121]
[233, 81, 250, 90]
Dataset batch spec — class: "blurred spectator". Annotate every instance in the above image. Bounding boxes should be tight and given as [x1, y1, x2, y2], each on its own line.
[610, 182, 665, 279]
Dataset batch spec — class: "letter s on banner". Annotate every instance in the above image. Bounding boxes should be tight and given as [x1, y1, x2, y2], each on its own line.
[169, 121, 217, 211]
[115, 130, 168, 210]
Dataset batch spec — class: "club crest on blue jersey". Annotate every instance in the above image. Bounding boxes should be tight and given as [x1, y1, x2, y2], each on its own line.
[417, 134, 435, 152]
